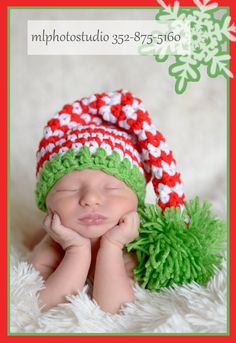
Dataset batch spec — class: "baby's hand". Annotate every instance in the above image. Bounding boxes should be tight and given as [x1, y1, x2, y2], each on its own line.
[43, 212, 90, 251]
[102, 211, 140, 249]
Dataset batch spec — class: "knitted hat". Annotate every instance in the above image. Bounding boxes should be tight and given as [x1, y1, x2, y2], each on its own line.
[36, 89, 184, 212]
[35, 89, 225, 292]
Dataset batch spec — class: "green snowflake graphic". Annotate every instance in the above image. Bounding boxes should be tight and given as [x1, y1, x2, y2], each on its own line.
[141, 0, 236, 94]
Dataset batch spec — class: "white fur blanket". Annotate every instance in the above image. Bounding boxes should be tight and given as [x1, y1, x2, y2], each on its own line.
[10, 232, 227, 334]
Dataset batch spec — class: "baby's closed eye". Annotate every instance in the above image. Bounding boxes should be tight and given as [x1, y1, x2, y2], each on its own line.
[56, 189, 79, 192]
[104, 180, 125, 190]
[104, 184, 124, 190]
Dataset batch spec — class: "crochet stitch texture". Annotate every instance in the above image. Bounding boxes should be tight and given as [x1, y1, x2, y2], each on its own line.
[36, 89, 184, 212]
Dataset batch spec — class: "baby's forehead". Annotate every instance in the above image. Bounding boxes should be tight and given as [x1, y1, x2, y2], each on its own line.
[57, 169, 121, 185]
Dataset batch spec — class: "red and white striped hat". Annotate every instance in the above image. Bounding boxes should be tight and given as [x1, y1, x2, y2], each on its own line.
[36, 89, 185, 212]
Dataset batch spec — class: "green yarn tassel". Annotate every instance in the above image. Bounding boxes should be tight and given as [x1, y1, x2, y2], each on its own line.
[126, 197, 226, 291]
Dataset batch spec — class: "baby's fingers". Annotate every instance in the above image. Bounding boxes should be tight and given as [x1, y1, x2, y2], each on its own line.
[43, 214, 52, 231]
[133, 212, 140, 227]
[123, 211, 139, 227]
[51, 213, 64, 233]
[127, 212, 140, 239]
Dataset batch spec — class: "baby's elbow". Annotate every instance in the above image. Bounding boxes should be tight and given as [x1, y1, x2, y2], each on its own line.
[30, 260, 55, 280]
[99, 291, 135, 314]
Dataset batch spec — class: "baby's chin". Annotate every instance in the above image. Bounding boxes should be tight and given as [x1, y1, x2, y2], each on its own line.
[80, 232, 107, 239]
[73, 223, 117, 239]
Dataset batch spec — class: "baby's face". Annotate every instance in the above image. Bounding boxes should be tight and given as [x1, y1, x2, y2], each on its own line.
[46, 169, 138, 239]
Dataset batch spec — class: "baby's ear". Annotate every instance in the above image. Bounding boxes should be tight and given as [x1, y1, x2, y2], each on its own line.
[126, 198, 226, 292]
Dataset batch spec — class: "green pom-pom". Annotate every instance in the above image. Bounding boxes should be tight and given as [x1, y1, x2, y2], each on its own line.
[126, 197, 226, 291]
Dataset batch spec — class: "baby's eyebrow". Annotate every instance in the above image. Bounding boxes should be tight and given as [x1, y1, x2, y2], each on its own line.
[104, 180, 124, 186]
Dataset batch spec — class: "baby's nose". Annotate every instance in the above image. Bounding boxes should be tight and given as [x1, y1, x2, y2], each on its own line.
[79, 190, 102, 207]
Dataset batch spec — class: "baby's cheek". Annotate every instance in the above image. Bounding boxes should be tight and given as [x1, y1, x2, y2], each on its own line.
[49, 197, 75, 220]
[122, 195, 138, 211]
[109, 196, 137, 219]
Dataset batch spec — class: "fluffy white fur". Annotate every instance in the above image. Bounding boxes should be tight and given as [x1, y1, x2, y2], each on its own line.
[10, 231, 227, 334]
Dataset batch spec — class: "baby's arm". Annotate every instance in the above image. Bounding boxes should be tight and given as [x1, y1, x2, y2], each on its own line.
[37, 213, 91, 311]
[93, 212, 139, 314]
[25, 227, 46, 251]
[30, 233, 64, 280]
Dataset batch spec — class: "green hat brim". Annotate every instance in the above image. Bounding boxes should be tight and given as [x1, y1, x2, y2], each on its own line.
[36, 146, 146, 212]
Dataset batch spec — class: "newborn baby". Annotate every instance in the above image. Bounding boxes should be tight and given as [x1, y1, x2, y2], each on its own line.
[30, 89, 224, 315]
[30, 169, 139, 313]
